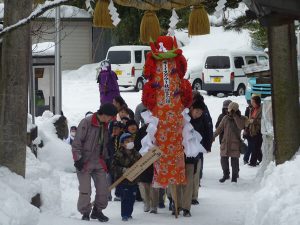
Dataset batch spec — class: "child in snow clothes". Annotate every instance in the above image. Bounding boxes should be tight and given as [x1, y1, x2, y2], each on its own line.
[112, 133, 141, 221]
[125, 119, 138, 140]
[213, 102, 248, 183]
[65, 126, 77, 145]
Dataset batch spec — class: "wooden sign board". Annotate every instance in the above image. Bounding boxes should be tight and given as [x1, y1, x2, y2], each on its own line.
[109, 147, 162, 190]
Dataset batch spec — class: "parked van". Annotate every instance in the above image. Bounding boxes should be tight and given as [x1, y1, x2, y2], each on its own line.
[201, 49, 269, 95]
[105, 45, 150, 91]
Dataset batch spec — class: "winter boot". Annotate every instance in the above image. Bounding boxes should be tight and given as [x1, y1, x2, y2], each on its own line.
[183, 209, 191, 217]
[82, 213, 90, 221]
[150, 208, 157, 214]
[91, 206, 109, 222]
[191, 199, 199, 205]
[219, 170, 230, 183]
[231, 175, 238, 183]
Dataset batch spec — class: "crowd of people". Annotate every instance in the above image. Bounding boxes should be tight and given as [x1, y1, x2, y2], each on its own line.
[68, 93, 263, 222]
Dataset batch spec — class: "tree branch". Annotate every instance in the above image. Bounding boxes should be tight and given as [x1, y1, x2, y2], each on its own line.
[0, 0, 73, 38]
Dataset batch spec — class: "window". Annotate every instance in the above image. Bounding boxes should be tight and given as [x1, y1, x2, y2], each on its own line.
[258, 56, 268, 62]
[234, 57, 245, 68]
[245, 56, 257, 64]
[107, 51, 131, 64]
[135, 51, 142, 63]
[205, 56, 230, 69]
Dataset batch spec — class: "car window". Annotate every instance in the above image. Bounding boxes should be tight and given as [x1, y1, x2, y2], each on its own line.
[135, 50, 142, 63]
[107, 51, 131, 64]
[234, 57, 245, 68]
[245, 56, 257, 64]
[205, 56, 230, 69]
[258, 55, 268, 62]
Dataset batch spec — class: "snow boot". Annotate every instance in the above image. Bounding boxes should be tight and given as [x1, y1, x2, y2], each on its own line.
[82, 213, 90, 221]
[91, 206, 109, 222]
[183, 209, 191, 217]
[150, 208, 157, 214]
[219, 175, 230, 183]
[191, 199, 199, 205]
[231, 176, 238, 183]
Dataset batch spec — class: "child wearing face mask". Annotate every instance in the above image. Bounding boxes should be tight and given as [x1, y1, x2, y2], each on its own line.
[66, 126, 77, 145]
[112, 133, 141, 221]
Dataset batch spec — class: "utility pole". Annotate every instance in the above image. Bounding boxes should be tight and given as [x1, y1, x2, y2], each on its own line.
[54, 6, 62, 115]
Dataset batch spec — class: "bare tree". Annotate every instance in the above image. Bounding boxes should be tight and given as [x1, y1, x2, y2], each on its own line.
[0, 0, 33, 177]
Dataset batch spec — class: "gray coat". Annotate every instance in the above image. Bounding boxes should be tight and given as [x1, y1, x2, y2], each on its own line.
[214, 114, 247, 158]
[72, 114, 109, 171]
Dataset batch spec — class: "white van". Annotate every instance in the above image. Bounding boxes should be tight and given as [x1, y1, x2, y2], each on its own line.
[105, 45, 151, 91]
[202, 50, 269, 95]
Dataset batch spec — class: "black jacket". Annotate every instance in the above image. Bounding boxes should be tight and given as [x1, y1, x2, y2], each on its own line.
[134, 124, 154, 183]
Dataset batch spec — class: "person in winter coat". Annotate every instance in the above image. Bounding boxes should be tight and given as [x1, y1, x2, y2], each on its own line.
[215, 100, 232, 144]
[246, 96, 263, 167]
[112, 133, 141, 221]
[192, 91, 213, 183]
[213, 102, 248, 183]
[188, 100, 213, 206]
[243, 103, 253, 164]
[72, 103, 118, 222]
[97, 60, 120, 105]
[135, 123, 159, 214]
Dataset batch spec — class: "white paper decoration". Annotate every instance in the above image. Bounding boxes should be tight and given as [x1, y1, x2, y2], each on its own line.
[215, 0, 227, 18]
[108, 0, 121, 26]
[168, 9, 179, 36]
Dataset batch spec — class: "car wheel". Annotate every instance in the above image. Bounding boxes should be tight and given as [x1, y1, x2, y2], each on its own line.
[135, 78, 144, 92]
[236, 85, 246, 96]
[192, 79, 202, 91]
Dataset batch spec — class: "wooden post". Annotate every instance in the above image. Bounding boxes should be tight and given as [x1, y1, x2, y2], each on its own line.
[268, 22, 300, 165]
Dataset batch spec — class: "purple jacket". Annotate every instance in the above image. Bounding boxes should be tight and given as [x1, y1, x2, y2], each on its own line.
[98, 65, 120, 104]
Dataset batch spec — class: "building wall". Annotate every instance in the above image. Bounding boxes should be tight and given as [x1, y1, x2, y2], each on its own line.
[32, 20, 92, 70]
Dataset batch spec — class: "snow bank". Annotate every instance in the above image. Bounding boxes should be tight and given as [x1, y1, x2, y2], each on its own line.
[63, 63, 98, 81]
[176, 27, 252, 77]
[0, 165, 40, 225]
[245, 151, 300, 225]
[35, 111, 74, 172]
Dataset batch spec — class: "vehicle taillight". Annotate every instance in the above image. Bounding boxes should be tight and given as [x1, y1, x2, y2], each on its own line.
[230, 72, 234, 81]
[131, 67, 135, 77]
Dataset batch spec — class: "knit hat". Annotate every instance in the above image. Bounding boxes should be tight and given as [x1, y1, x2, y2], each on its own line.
[223, 100, 232, 109]
[119, 133, 132, 143]
[97, 103, 118, 116]
[70, 126, 77, 131]
[125, 119, 138, 129]
[112, 121, 124, 128]
[228, 102, 239, 112]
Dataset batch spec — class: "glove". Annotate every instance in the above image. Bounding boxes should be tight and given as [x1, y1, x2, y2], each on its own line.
[74, 158, 84, 171]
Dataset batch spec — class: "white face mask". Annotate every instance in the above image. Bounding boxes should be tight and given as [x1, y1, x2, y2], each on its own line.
[70, 131, 76, 137]
[126, 142, 134, 150]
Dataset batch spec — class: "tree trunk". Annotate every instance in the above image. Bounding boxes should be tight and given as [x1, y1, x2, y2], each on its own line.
[268, 22, 300, 165]
[0, 0, 33, 177]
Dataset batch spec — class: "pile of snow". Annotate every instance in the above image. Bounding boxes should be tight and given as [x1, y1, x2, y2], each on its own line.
[0, 165, 40, 225]
[63, 63, 99, 81]
[26, 147, 62, 212]
[35, 111, 74, 172]
[32, 42, 55, 56]
[245, 151, 300, 225]
[175, 27, 252, 77]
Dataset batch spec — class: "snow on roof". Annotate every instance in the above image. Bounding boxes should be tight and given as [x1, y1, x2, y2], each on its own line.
[32, 42, 55, 56]
[108, 45, 150, 51]
[0, 2, 91, 20]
